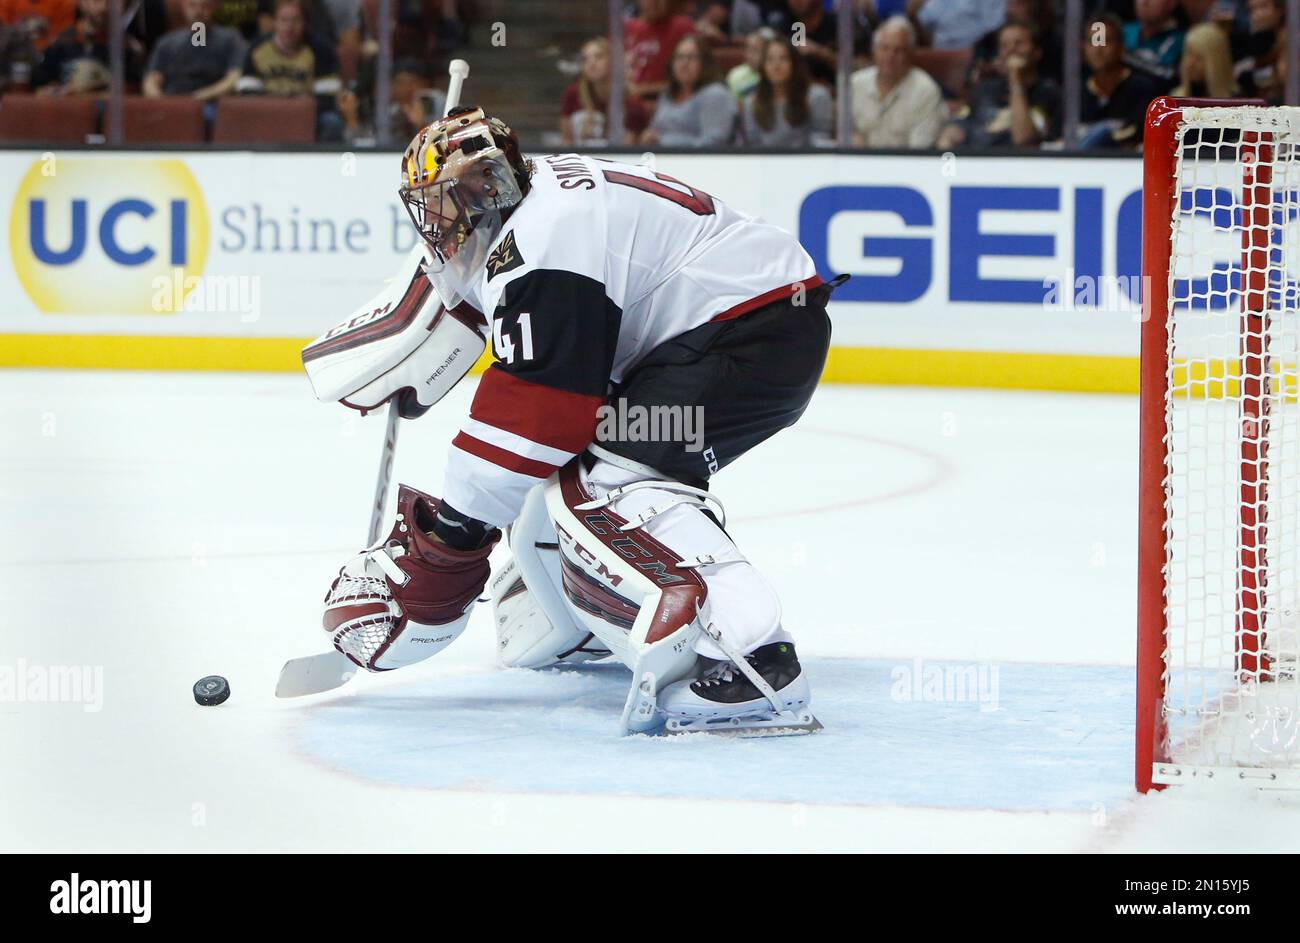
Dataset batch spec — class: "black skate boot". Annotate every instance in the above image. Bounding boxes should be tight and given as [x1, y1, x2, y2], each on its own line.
[691, 642, 805, 703]
[658, 642, 820, 735]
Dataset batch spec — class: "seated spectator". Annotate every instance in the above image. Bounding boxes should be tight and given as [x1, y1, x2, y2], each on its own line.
[727, 26, 774, 98]
[390, 56, 444, 141]
[1172, 21, 1238, 97]
[748, 0, 868, 79]
[357, 0, 467, 70]
[335, 57, 445, 146]
[231, 0, 337, 46]
[0, 18, 37, 90]
[849, 15, 947, 148]
[560, 36, 652, 147]
[625, 0, 696, 100]
[640, 33, 736, 147]
[939, 20, 1060, 149]
[1078, 12, 1163, 150]
[693, 0, 730, 44]
[907, 0, 1007, 51]
[739, 34, 832, 147]
[760, 0, 869, 85]
[969, 0, 1062, 84]
[1233, 0, 1284, 103]
[33, 0, 144, 92]
[143, 0, 245, 99]
[240, 0, 338, 95]
[1123, 0, 1185, 89]
[334, 81, 367, 143]
[0, 0, 75, 51]
[241, 0, 341, 138]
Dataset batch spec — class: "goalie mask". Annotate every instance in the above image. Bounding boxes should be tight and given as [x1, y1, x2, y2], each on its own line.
[399, 107, 530, 307]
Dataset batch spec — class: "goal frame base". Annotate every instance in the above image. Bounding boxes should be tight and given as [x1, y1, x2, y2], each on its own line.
[1153, 764, 1300, 791]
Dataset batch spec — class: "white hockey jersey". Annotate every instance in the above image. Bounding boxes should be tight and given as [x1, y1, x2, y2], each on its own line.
[440, 153, 820, 527]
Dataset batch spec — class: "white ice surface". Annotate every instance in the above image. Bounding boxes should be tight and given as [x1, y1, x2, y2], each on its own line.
[4, 369, 1300, 852]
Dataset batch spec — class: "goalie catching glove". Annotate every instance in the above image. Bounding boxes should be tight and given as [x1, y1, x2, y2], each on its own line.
[323, 484, 498, 671]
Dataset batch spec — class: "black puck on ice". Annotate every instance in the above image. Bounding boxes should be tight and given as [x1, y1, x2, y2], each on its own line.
[193, 675, 230, 706]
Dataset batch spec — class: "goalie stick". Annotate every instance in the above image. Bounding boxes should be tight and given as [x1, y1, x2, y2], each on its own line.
[275, 58, 471, 700]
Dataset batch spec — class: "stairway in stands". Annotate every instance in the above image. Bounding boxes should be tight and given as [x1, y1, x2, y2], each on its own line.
[457, 0, 610, 149]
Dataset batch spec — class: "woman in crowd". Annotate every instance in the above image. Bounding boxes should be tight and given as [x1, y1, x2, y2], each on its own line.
[1172, 21, 1238, 99]
[560, 36, 651, 147]
[739, 34, 833, 147]
[640, 32, 736, 148]
[726, 26, 776, 99]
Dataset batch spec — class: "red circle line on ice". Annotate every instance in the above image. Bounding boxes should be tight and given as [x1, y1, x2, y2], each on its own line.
[732, 427, 955, 525]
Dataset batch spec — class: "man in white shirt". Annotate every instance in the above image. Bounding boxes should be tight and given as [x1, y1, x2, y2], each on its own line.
[850, 15, 948, 149]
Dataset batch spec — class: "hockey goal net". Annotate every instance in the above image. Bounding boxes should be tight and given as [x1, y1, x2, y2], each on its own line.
[1138, 97, 1300, 790]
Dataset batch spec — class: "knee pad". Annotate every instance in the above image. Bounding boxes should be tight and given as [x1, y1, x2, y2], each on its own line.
[491, 484, 609, 669]
[577, 453, 787, 662]
[544, 454, 794, 733]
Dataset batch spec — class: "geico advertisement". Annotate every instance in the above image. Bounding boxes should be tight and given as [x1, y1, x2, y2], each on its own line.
[0, 150, 1162, 353]
[662, 152, 1153, 354]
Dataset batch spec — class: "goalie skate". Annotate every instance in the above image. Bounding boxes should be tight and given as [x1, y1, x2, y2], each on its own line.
[659, 641, 823, 737]
[664, 711, 823, 737]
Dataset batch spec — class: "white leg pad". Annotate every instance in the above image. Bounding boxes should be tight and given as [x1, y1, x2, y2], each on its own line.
[492, 484, 605, 668]
[580, 458, 792, 661]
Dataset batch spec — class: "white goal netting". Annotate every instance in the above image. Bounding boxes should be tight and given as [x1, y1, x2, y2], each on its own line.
[1159, 106, 1300, 785]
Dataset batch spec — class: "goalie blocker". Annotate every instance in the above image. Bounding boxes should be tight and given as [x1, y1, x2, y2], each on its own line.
[300, 244, 488, 419]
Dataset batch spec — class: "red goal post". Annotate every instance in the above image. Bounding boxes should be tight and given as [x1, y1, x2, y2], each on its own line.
[1137, 96, 1299, 791]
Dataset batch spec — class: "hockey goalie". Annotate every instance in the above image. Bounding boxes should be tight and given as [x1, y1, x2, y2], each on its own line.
[302, 107, 842, 735]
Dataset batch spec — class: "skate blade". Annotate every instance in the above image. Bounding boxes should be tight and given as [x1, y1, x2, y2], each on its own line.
[663, 709, 823, 738]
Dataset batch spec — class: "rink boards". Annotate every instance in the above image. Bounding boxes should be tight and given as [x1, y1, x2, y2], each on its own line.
[0, 149, 1153, 392]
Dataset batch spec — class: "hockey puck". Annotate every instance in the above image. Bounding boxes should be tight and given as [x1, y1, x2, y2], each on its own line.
[193, 675, 230, 706]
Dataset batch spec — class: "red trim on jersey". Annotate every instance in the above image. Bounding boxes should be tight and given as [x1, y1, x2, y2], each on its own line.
[709, 276, 824, 324]
[470, 367, 604, 452]
[452, 432, 558, 479]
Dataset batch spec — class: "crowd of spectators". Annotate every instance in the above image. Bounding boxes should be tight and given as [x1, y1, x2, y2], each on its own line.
[0, 0, 1288, 148]
[0, 0, 472, 141]
[560, 0, 1290, 151]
